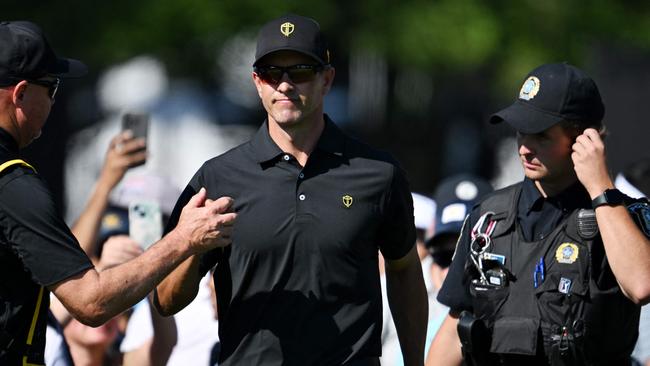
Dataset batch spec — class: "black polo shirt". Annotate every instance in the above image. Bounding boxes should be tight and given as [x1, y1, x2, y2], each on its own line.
[0, 128, 93, 364]
[437, 178, 596, 312]
[166, 116, 415, 366]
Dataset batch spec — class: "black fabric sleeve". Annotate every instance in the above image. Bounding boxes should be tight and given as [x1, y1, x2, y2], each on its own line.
[436, 209, 477, 313]
[378, 164, 416, 260]
[0, 170, 93, 287]
[163, 165, 218, 277]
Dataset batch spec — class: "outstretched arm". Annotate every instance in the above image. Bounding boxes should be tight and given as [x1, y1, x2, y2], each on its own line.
[572, 128, 650, 304]
[385, 245, 428, 366]
[50, 189, 235, 326]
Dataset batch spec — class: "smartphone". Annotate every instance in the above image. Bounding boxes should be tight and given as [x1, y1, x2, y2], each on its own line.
[121, 112, 149, 167]
[121, 112, 149, 140]
[128, 200, 163, 250]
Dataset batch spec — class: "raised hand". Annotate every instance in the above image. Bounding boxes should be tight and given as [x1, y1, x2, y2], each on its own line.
[100, 131, 147, 190]
[571, 128, 614, 198]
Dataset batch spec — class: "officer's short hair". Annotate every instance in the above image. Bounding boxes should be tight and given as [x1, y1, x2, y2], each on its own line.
[559, 119, 607, 139]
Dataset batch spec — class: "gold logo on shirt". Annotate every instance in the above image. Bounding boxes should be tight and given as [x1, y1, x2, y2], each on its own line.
[280, 22, 294, 37]
[342, 195, 353, 208]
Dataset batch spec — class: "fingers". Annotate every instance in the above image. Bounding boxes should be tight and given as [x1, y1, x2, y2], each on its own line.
[206, 196, 234, 214]
[572, 128, 604, 158]
[187, 187, 208, 208]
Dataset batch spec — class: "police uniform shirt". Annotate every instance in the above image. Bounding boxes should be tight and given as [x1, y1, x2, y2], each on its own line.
[165, 116, 415, 366]
[0, 128, 93, 365]
[437, 178, 609, 313]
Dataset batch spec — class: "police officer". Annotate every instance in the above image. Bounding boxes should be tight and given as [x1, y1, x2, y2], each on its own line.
[0, 21, 234, 365]
[427, 63, 650, 366]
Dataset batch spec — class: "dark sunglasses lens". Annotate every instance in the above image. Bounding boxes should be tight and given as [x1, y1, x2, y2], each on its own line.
[259, 68, 283, 84]
[286, 68, 318, 83]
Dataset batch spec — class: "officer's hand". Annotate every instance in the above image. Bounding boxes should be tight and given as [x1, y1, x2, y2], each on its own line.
[174, 188, 236, 254]
[98, 235, 143, 270]
[571, 128, 613, 197]
[100, 131, 147, 190]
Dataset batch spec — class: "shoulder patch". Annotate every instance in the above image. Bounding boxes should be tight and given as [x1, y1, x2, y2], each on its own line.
[628, 201, 650, 238]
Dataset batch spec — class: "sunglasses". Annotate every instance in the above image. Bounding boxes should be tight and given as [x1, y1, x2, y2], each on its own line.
[254, 64, 325, 84]
[28, 77, 60, 100]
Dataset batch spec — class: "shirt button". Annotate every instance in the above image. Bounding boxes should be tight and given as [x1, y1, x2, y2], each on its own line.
[283, 155, 291, 161]
[299, 194, 306, 201]
[299, 173, 305, 179]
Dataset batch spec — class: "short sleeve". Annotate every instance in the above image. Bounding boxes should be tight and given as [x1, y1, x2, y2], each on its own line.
[436, 209, 476, 313]
[0, 170, 92, 286]
[377, 164, 416, 260]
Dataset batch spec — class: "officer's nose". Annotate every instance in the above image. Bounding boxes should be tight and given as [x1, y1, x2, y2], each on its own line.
[517, 134, 536, 156]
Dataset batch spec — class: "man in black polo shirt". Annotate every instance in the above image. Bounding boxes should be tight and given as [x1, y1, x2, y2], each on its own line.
[0, 21, 236, 365]
[427, 63, 650, 366]
[155, 14, 428, 366]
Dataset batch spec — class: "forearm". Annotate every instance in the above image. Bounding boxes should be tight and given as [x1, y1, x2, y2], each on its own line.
[154, 254, 203, 316]
[426, 314, 463, 366]
[596, 205, 650, 304]
[386, 248, 428, 365]
[71, 179, 113, 255]
[52, 229, 194, 326]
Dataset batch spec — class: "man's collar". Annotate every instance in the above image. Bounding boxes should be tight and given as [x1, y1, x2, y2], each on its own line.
[521, 178, 544, 213]
[521, 177, 590, 212]
[0, 127, 19, 153]
[251, 114, 345, 163]
[250, 120, 284, 163]
[314, 114, 345, 157]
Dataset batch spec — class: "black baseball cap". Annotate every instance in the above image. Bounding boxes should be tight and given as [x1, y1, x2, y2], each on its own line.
[426, 174, 493, 250]
[0, 21, 87, 86]
[489, 63, 604, 134]
[254, 14, 330, 66]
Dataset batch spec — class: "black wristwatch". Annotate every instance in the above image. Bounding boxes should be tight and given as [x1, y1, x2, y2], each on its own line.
[591, 188, 626, 208]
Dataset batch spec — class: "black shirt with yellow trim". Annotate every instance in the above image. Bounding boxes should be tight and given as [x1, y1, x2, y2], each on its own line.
[0, 128, 93, 365]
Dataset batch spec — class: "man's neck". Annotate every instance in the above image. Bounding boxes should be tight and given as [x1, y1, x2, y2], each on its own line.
[534, 176, 578, 198]
[268, 114, 325, 167]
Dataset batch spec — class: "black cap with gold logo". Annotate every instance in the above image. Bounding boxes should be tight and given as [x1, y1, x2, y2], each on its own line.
[254, 14, 330, 66]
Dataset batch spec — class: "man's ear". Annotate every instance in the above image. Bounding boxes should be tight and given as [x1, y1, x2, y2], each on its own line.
[12, 81, 28, 105]
[251, 72, 264, 98]
[322, 66, 335, 94]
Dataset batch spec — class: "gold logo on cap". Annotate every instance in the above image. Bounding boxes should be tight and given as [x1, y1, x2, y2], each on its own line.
[555, 243, 579, 264]
[280, 22, 294, 37]
[519, 76, 540, 101]
[342, 195, 353, 208]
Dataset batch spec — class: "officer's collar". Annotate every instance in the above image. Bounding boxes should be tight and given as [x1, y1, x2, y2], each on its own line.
[521, 178, 590, 213]
[251, 114, 345, 164]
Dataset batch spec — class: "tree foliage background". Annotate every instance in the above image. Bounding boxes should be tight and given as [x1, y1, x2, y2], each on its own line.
[7, 0, 650, 198]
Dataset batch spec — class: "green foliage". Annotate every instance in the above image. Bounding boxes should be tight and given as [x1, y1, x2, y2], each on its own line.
[6, 0, 650, 95]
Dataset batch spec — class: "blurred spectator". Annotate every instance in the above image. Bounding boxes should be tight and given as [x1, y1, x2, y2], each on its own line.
[380, 192, 435, 365]
[616, 158, 650, 366]
[105, 174, 220, 366]
[425, 174, 493, 336]
[422, 174, 493, 366]
[71, 131, 147, 258]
